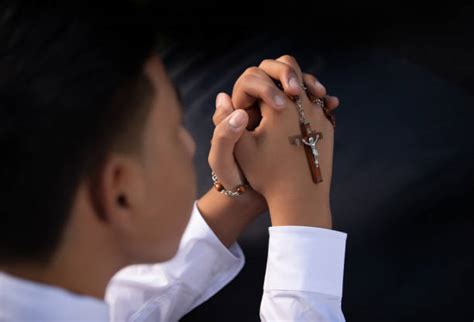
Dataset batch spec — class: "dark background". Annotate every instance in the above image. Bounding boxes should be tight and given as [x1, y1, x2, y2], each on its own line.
[145, 1, 473, 321]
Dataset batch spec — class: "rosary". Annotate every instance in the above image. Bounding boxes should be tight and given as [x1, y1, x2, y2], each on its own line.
[288, 90, 335, 184]
[212, 84, 336, 197]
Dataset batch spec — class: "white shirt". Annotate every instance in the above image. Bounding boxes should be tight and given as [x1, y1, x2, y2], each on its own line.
[0, 201, 347, 322]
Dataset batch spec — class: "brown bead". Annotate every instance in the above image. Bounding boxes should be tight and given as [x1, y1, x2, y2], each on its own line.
[236, 185, 246, 194]
[214, 182, 224, 192]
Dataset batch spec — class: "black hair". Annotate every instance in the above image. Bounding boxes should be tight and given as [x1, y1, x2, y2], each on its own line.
[0, 1, 157, 264]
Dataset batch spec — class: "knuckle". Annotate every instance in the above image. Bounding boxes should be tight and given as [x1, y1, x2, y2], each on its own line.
[279, 54, 297, 66]
[283, 64, 296, 77]
[232, 78, 241, 93]
[212, 113, 219, 125]
[233, 77, 246, 94]
[239, 73, 256, 85]
[244, 66, 259, 75]
[320, 86, 328, 96]
[261, 84, 276, 99]
[213, 126, 233, 142]
[258, 59, 272, 67]
[235, 72, 255, 90]
[304, 73, 316, 82]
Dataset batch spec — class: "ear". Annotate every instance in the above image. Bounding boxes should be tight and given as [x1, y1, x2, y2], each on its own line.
[97, 155, 146, 231]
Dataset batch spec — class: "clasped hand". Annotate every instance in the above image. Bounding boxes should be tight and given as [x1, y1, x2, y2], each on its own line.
[202, 55, 340, 230]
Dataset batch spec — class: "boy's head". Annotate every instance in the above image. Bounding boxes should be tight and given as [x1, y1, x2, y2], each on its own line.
[0, 1, 196, 268]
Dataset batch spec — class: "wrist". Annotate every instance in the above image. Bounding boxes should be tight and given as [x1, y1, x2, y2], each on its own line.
[266, 189, 332, 229]
[197, 187, 266, 247]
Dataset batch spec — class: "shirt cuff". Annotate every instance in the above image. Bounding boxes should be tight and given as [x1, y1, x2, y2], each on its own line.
[263, 226, 347, 297]
[166, 201, 245, 307]
[182, 200, 245, 283]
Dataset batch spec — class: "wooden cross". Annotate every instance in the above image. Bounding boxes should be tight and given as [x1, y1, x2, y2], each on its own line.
[289, 122, 324, 183]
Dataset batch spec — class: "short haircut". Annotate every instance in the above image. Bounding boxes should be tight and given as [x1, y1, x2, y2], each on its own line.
[0, 1, 157, 264]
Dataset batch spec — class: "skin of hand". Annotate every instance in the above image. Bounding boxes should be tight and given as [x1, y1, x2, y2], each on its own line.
[196, 58, 311, 246]
[232, 55, 340, 228]
[198, 55, 339, 247]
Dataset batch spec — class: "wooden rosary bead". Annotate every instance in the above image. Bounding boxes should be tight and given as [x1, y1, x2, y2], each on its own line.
[214, 182, 224, 192]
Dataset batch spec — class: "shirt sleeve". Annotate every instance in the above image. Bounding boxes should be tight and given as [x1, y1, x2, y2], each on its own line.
[105, 201, 245, 322]
[260, 226, 347, 322]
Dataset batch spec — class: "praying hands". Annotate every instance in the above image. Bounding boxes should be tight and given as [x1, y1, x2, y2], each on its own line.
[198, 55, 340, 242]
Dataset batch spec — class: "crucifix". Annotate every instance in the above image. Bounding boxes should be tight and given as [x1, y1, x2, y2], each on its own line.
[288, 96, 324, 184]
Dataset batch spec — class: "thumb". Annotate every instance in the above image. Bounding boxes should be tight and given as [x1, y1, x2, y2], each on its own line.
[208, 109, 249, 189]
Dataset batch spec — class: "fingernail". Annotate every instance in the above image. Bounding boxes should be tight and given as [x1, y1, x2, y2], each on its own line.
[274, 95, 285, 108]
[216, 93, 225, 109]
[289, 77, 300, 91]
[228, 111, 246, 129]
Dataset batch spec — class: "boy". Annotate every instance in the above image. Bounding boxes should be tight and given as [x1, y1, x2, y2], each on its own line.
[0, 1, 346, 321]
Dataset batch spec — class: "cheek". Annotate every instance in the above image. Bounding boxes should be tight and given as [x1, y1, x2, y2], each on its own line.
[145, 133, 197, 245]
[179, 128, 196, 158]
[147, 145, 195, 215]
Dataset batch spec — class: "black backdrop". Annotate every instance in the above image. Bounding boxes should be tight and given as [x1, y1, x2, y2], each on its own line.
[147, 2, 473, 321]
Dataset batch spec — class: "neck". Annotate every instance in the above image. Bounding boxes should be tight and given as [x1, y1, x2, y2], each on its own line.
[2, 190, 129, 299]
[3, 253, 121, 299]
